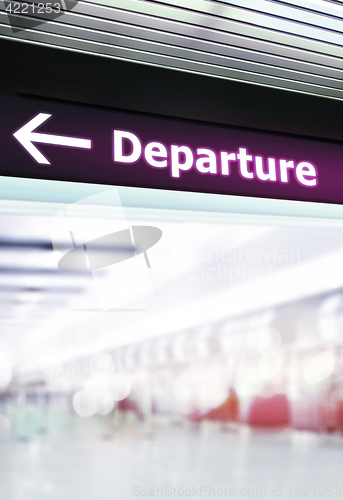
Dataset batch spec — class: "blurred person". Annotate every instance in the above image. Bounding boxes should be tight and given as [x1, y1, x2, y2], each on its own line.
[190, 387, 240, 423]
[117, 397, 144, 422]
[247, 393, 290, 427]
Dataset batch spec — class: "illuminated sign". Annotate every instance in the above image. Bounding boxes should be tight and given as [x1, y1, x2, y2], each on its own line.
[13, 112, 92, 164]
[112, 130, 317, 187]
[1, 92, 342, 204]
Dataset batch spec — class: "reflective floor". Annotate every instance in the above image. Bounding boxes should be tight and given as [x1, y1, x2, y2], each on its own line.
[1, 417, 343, 500]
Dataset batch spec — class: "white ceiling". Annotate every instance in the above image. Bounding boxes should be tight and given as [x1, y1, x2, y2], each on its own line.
[2, 196, 343, 386]
[0, 0, 342, 99]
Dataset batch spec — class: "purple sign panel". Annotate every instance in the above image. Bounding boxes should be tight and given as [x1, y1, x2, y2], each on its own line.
[1, 92, 343, 204]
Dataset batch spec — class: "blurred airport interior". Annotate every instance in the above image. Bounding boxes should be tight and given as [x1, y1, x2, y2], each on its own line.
[2, 0, 343, 496]
[1, 185, 343, 498]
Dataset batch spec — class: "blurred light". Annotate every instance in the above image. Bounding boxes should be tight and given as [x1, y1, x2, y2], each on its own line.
[318, 315, 340, 342]
[89, 352, 115, 376]
[304, 351, 334, 385]
[72, 390, 98, 418]
[84, 377, 114, 414]
[0, 352, 12, 392]
[257, 328, 281, 353]
[236, 365, 262, 398]
[259, 351, 283, 380]
[111, 373, 131, 401]
[97, 399, 115, 416]
[318, 295, 342, 342]
[73, 369, 131, 417]
[173, 374, 196, 402]
[197, 374, 227, 409]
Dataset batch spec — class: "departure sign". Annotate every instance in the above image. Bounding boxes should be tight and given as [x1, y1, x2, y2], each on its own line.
[111, 130, 317, 187]
[13, 112, 92, 164]
[1, 92, 342, 204]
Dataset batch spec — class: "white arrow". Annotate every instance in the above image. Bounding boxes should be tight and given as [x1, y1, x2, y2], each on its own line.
[13, 113, 92, 165]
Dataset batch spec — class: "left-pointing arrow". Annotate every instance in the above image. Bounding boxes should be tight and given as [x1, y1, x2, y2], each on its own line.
[13, 113, 92, 165]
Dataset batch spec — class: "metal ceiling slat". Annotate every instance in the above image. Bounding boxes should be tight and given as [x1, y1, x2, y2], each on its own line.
[84, 0, 343, 44]
[1, 0, 342, 100]
[3, 12, 342, 86]
[215, 0, 343, 24]
[63, 16, 342, 69]
[28, 8, 343, 72]
[1, 26, 342, 100]
[5, 9, 341, 80]
[5, 5, 343, 65]
[203, 6, 343, 47]
[154, 0, 343, 33]
[67, 23, 343, 80]
[269, 0, 343, 18]
[89, 0, 343, 23]
[4, 7, 343, 72]
[72, 3, 343, 58]
[4, 1, 337, 59]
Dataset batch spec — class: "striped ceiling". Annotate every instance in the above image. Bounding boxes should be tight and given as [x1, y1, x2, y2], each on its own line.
[0, 0, 342, 100]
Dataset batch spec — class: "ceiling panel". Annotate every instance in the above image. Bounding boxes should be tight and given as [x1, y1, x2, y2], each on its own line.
[0, 0, 342, 100]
